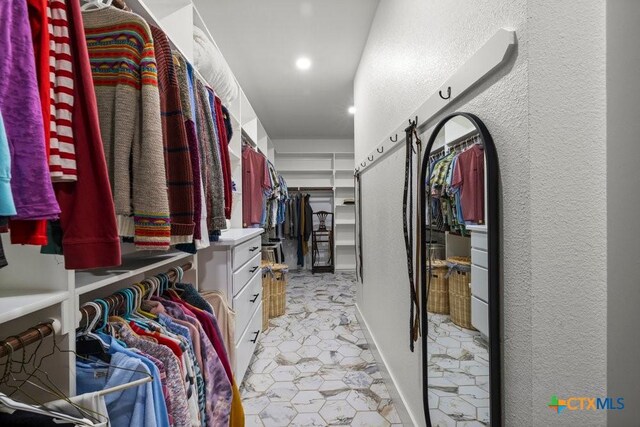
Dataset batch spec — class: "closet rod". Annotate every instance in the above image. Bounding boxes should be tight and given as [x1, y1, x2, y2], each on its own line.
[78, 262, 193, 324]
[0, 320, 62, 359]
[355, 28, 516, 174]
[291, 187, 333, 191]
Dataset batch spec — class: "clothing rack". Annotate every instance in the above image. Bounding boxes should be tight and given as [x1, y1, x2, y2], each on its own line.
[0, 319, 62, 359]
[79, 262, 193, 325]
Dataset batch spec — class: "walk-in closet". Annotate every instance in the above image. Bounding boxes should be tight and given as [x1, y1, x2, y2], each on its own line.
[1, 0, 640, 426]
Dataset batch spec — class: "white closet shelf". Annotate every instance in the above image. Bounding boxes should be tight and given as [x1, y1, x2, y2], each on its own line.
[336, 265, 356, 271]
[0, 290, 69, 324]
[335, 220, 356, 225]
[334, 185, 355, 189]
[336, 204, 355, 208]
[275, 152, 333, 158]
[75, 251, 193, 294]
[336, 242, 356, 247]
[279, 169, 333, 174]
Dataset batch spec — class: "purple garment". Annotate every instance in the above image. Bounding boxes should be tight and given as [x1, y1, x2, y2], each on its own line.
[0, 1, 60, 220]
[153, 297, 231, 427]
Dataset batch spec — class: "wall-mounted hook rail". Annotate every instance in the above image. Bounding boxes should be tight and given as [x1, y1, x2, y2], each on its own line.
[355, 28, 516, 175]
[377, 147, 384, 154]
[361, 161, 366, 168]
[439, 86, 452, 100]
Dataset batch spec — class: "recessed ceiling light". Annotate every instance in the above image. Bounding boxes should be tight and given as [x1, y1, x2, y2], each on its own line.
[348, 106, 356, 115]
[296, 57, 312, 71]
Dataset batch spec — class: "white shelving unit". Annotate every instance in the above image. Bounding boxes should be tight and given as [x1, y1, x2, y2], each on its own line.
[0, 0, 276, 401]
[275, 151, 356, 270]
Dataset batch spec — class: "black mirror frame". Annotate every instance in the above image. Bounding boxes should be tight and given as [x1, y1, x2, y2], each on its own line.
[419, 112, 501, 427]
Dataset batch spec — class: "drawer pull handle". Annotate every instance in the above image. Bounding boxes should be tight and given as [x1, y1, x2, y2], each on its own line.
[249, 266, 259, 273]
[250, 331, 260, 343]
[249, 246, 259, 252]
[250, 293, 260, 303]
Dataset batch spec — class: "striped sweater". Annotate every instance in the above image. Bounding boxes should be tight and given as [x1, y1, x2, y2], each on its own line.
[82, 7, 170, 250]
[47, 0, 77, 181]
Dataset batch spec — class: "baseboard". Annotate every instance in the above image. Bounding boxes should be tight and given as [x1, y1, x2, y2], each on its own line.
[356, 304, 418, 427]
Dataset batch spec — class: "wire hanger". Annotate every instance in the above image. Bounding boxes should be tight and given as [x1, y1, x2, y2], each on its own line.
[80, 0, 113, 11]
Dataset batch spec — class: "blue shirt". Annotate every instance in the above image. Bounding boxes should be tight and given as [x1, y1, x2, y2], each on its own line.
[97, 333, 170, 427]
[0, 112, 16, 216]
[77, 351, 157, 427]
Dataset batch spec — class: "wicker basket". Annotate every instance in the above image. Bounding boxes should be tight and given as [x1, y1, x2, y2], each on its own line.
[261, 268, 272, 331]
[427, 260, 449, 314]
[447, 257, 475, 330]
[269, 264, 288, 318]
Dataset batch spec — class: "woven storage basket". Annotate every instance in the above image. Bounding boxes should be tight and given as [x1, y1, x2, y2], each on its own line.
[261, 267, 272, 331]
[269, 263, 288, 318]
[447, 257, 475, 330]
[427, 260, 449, 314]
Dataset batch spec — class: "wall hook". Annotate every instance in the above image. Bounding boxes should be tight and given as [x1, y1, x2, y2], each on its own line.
[377, 146, 384, 154]
[439, 86, 451, 100]
[361, 161, 366, 167]
[355, 168, 360, 173]
[390, 134, 398, 142]
[367, 155, 374, 162]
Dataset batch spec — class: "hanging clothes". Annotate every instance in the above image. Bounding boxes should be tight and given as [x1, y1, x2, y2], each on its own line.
[47, 0, 77, 182]
[0, 113, 16, 217]
[0, 0, 60, 245]
[213, 94, 233, 220]
[151, 26, 195, 245]
[48, 0, 121, 270]
[194, 78, 226, 236]
[452, 144, 485, 224]
[82, 6, 170, 250]
[173, 52, 205, 250]
[242, 146, 270, 227]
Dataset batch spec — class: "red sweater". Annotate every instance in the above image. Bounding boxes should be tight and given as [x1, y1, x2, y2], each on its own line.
[214, 95, 232, 220]
[52, 0, 120, 270]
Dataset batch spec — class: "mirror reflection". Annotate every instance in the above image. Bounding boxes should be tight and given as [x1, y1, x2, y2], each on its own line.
[424, 115, 491, 426]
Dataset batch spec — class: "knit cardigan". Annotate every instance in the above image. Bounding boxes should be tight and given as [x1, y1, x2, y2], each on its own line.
[173, 52, 203, 243]
[151, 26, 195, 244]
[82, 7, 170, 250]
[195, 79, 226, 233]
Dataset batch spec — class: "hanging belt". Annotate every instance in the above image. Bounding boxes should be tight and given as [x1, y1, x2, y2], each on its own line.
[403, 120, 421, 351]
[355, 171, 363, 283]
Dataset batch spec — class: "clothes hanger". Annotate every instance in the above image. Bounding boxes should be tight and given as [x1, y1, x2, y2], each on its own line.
[80, 0, 113, 11]
[1, 327, 104, 423]
[0, 392, 97, 426]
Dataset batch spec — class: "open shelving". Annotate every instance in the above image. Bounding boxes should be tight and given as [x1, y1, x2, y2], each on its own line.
[275, 151, 356, 270]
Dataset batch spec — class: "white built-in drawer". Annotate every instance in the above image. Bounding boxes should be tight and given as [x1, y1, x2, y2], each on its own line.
[233, 237, 262, 270]
[471, 248, 488, 269]
[471, 264, 488, 302]
[471, 231, 488, 251]
[233, 271, 262, 341]
[235, 301, 262, 383]
[471, 296, 489, 338]
[232, 252, 261, 296]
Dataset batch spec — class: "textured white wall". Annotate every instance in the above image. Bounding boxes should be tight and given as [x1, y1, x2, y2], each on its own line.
[355, 0, 607, 425]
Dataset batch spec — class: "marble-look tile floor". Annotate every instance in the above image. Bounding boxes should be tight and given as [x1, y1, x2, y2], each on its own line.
[240, 271, 402, 427]
[426, 313, 490, 426]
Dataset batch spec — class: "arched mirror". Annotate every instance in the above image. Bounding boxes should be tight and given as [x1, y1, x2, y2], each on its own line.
[419, 112, 501, 426]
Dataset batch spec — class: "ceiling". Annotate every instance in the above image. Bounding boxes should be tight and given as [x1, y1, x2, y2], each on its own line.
[194, 0, 380, 140]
